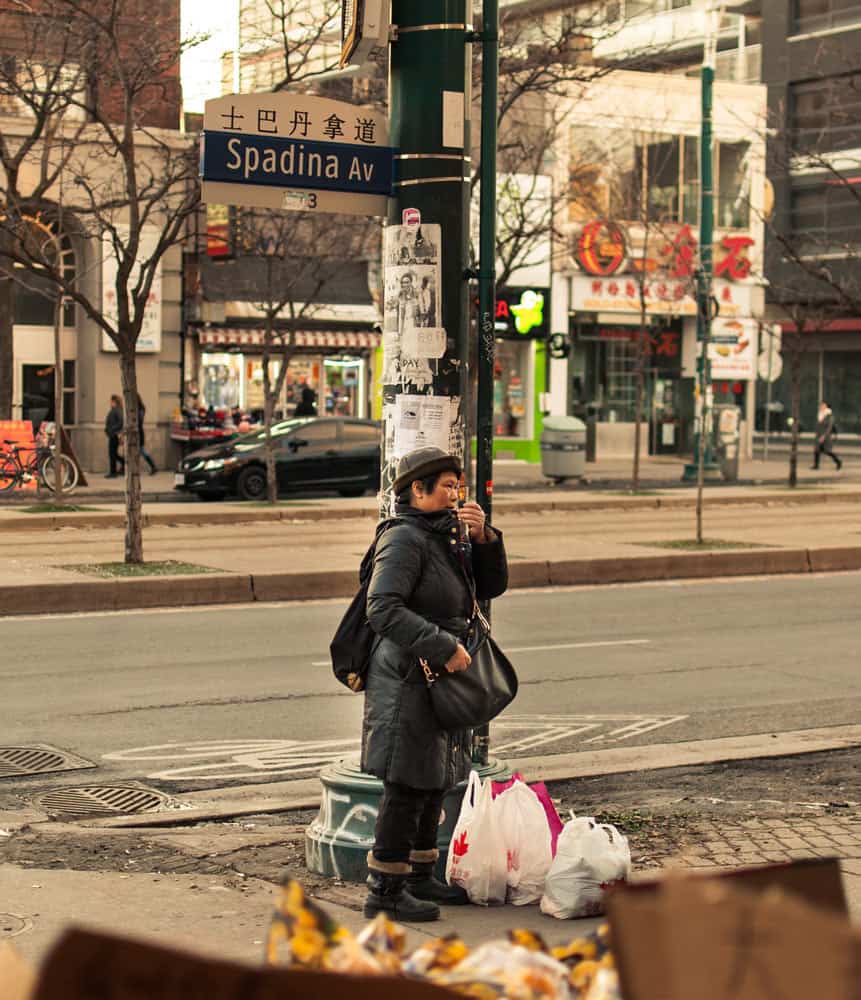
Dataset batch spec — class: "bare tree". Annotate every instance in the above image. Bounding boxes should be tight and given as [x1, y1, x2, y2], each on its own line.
[0, 0, 199, 561]
[229, 208, 374, 503]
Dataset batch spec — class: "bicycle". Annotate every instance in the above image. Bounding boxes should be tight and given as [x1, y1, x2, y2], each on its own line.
[0, 438, 79, 495]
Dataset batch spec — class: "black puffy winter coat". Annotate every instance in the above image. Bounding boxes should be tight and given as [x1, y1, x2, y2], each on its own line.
[361, 504, 509, 791]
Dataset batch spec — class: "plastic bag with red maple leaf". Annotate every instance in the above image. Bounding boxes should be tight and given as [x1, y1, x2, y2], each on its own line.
[445, 771, 507, 906]
[493, 778, 553, 905]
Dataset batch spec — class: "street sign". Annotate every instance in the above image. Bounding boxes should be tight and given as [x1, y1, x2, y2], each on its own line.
[758, 350, 783, 382]
[201, 93, 394, 217]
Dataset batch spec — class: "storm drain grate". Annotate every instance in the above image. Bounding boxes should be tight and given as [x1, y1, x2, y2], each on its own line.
[0, 745, 95, 779]
[35, 785, 173, 819]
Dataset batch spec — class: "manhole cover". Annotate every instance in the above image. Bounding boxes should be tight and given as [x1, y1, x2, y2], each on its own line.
[0, 913, 33, 939]
[35, 785, 172, 819]
[0, 745, 95, 779]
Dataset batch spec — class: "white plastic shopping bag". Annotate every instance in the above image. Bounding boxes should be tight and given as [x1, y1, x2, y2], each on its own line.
[445, 771, 507, 905]
[540, 815, 631, 919]
[493, 778, 553, 905]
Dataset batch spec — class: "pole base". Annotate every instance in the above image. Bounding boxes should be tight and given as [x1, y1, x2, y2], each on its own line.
[680, 461, 722, 483]
[305, 758, 512, 883]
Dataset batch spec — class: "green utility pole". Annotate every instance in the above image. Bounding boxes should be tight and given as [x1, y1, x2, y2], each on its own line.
[682, 3, 721, 497]
[305, 0, 509, 885]
[379, 0, 471, 495]
[472, 0, 498, 768]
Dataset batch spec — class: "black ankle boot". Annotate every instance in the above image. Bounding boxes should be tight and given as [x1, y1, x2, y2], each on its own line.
[364, 870, 440, 922]
[408, 861, 469, 905]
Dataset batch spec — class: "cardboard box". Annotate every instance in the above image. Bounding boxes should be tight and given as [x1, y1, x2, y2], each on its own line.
[607, 859, 860, 1000]
[28, 927, 458, 1000]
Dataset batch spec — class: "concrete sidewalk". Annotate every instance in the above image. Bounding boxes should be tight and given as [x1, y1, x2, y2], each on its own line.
[1, 481, 861, 615]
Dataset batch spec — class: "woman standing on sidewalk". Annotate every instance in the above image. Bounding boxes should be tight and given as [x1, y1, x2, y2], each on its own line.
[811, 401, 842, 471]
[361, 447, 508, 922]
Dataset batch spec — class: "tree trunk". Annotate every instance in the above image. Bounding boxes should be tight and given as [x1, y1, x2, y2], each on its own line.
[262, 327, 277, 505]
[788, 333, 801, 489]
[53, 292, 65, 501]
[119, 344, 143, 563]
[0, 239, 15, 420]
[632, 314, 646, 491]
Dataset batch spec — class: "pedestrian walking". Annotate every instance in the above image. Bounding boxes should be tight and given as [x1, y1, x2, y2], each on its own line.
[104, 394, 125, 478]
[293, 386, 317, 417]
[136, 394, 158, 475]
[811, 401, 842, 470]
[361, 446, 509, 922]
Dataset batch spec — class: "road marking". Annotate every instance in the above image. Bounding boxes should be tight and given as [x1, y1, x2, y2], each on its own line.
[311, 638, 651, 666]
[505, 639, 651, 654]
[492, 713, 688, 753]
[104, 712, 689, 780]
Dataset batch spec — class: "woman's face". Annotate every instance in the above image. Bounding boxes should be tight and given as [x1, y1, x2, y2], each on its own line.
[411, 470, 460, 513]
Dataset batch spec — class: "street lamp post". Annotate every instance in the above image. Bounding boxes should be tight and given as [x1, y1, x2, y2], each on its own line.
[472, 0, 498, 768]
[682, 2, 721, 499]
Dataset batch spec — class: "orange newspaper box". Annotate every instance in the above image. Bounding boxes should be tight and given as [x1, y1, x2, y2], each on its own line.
[0, 420, 38, 491]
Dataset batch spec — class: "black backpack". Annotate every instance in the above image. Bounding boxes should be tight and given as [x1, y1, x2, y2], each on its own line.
[330, 518, 397, 691]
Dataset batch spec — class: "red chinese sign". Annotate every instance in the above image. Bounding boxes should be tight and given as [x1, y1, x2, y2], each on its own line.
[576, 222, 755, 283]
[576, 221, 627, 276]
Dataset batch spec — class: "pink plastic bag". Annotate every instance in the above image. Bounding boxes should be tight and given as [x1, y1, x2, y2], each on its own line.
[491, 772, 564, 856]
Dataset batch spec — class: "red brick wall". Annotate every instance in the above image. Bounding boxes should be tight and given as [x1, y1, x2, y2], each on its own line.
[0, 0, 181, 129]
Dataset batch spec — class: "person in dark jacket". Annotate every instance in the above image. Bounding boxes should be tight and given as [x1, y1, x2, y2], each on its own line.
[136, 394, 158, 475]
[104, 394, 125, 478]
[811, 401, 842, 470]
[361, 446, 509, 922]
[293, 386, 317, 417]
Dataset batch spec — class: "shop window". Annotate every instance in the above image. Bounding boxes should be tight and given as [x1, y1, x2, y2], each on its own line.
[493, 340, 531, 438]
[200, 353, 243, 410]
[790, 181, 861, 250]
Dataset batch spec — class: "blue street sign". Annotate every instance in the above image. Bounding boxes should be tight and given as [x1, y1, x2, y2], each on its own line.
[201, 130, 394, 198]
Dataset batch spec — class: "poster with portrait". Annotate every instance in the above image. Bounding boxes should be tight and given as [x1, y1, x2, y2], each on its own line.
[382, 223, 445, 385]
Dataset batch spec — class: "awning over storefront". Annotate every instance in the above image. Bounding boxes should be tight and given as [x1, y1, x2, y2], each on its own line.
[197, 328, 381, 349]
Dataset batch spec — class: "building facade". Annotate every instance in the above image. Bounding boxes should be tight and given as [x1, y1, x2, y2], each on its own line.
[761, 0, 861, 434]
[1, 0, 185, 472]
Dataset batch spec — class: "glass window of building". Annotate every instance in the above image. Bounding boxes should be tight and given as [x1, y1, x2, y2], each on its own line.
[794, 0, 861, 34]
[716, 141, 752, 229]
[791, 74, 861, 154]
[493, 340, 531, 438]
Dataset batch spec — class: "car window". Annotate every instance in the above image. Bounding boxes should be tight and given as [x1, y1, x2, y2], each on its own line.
[290, 421, 337, 445]
[341, 422, 379, 444]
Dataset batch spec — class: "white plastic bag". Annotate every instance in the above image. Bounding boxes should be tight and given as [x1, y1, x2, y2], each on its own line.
[445, 771, 507, 905]
[493, 779, 553, 905]
[540, 815, 631, 919]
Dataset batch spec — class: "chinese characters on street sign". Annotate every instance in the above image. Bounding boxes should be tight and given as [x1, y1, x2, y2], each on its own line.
[201, 93, 394, 217]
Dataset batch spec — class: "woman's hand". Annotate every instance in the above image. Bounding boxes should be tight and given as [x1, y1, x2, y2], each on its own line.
[445, 643, 472, 673]
[457, 501, 492, 543]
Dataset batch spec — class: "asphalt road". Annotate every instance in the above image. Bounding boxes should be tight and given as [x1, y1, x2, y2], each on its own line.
[2, 573, 860, 797]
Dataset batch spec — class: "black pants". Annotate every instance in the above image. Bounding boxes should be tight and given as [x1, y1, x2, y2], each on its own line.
[813, 442, 841, 468]
[139, 429, 156, 472]
[372, 782, 446, 864]
[108, 433, 125, 475]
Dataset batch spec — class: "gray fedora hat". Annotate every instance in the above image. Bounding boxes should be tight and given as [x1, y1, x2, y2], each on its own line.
[392, 446, 462, 496]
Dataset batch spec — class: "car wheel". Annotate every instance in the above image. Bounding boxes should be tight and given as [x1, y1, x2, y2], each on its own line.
[337, 485, 367, 498]
[236, 465, 268, 501]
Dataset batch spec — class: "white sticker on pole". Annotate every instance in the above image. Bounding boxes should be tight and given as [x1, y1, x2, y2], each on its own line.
[442, 90, 465, 149]
[393, 394, 452, 457]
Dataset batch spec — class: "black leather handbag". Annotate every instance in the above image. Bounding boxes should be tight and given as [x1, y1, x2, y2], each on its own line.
[421, 603, 518, 731]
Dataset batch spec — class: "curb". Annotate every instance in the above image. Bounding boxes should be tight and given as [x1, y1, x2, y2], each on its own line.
[3, 546, 861, 617]
[3, 488, 861, 533]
